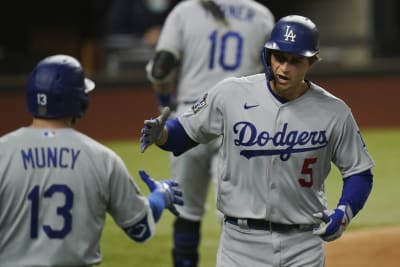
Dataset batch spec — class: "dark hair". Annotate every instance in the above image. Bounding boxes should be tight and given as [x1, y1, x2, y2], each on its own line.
[199, 0, 229, 26]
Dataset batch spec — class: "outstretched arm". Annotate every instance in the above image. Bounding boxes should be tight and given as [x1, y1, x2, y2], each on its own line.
[123, 170, 183, 242]
[140, 107, 198, 155]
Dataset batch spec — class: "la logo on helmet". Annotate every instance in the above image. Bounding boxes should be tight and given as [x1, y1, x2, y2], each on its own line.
[284, 26, 296, 42]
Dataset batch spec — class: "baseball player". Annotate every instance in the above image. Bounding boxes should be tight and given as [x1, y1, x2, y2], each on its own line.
[141, 15, 375, 267]
[145, 0, 274, 266]
[0, 55, 183, 267]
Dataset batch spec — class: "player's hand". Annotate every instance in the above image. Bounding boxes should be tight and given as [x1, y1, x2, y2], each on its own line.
[140, 107, 170, 153]
[139, 170, 183, 216]
[312, 205, 353, 242]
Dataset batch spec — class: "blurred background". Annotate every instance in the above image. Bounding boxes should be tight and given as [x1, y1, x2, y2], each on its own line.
[1, 0, 399, 138]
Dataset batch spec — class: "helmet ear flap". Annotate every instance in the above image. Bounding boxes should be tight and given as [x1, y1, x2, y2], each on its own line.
[78, 93, 89, 118]
[261, 47, 273, 81]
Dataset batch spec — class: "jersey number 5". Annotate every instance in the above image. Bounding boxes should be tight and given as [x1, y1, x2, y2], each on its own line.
[28, 184, 74, 239]
[208, 30, 243, 71]
[298, 158, 317, 187]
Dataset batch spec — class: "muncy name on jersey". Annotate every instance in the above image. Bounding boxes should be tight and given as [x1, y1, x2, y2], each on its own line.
[21, 147, 80, 170]
[233, 122, 328, 161]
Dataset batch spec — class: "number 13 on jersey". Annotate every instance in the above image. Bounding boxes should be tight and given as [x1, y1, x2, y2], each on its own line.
[28, 184, 74, 239]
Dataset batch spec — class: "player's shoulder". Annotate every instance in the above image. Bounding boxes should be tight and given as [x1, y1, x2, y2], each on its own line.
[166, 0, 209, 23]
[218, 72, 263, 84]
[73, 130, 130, 170]
[224, 0, 275, 20]
[308, 81, 351, 110]
[0, 127, 25, 144]
[73, 131, 120, 158]
[170, 0, 201, 13]
[212, 73, 265, 94]
[240, 0, 274, 15]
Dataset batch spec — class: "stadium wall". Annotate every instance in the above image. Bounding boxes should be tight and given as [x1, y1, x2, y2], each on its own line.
[1, 75, 399, 140]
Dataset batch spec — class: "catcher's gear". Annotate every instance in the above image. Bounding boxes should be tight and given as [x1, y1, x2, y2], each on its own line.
[261, 15, 319, 80]
[139, 170, 183, 217]
[312, 204, 353, 242]
[27, 54, 95, 119]
[140, 107, 171, 153]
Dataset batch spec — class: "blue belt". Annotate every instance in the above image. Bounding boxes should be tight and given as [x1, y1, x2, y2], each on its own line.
[224, 216, 316, 232]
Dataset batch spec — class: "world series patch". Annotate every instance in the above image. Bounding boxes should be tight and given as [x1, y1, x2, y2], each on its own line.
[192, 93, 208, 114]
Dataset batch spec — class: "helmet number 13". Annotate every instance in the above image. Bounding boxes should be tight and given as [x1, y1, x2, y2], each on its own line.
[28, 184, 74, 239]
[37, 93, 47, 106]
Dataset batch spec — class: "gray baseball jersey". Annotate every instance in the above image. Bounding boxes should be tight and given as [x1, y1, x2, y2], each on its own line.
[179, 74, 375, 224]
[156, 0, 275, 104]
[0, 127, 154, 267]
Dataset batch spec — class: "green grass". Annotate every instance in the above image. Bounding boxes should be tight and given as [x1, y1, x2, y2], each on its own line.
[98, 128, 400, 267]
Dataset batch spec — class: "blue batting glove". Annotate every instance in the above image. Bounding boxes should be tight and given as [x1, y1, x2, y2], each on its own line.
[312, 205, 353, 242]
[140, 107, 170, 153]
[139, 170, 183, 216]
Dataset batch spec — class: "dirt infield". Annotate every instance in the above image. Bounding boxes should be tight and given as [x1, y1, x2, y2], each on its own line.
[325, 226, 400, 267]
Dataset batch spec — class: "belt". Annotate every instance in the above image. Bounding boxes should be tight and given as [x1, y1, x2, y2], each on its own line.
[224, 216, 316, 232]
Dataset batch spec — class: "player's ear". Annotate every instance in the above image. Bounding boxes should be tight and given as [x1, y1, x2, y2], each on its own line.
[308, 53, 322, 67]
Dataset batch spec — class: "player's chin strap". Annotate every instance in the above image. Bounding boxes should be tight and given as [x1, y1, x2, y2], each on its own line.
[261, 48, 274, 81]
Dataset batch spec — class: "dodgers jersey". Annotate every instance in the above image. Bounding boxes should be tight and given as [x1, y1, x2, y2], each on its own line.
[156, 0, 274, 104]
[179, 74, 375, 224]
[0, 128, 154, 267]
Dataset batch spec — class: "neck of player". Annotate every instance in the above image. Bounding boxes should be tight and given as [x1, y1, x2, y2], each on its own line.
[30, 117, 76, 128]
[269, 79, 309, 101]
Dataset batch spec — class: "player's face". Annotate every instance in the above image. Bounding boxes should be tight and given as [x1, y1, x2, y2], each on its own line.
[269, 51, 311, 100]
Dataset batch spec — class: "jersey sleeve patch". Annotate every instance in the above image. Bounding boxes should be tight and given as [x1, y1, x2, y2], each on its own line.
[192, 93, 208, 114]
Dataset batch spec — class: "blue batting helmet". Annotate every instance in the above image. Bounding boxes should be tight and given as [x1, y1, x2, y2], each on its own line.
[27, 55, 95, 118]
[261, 15, 319, 79]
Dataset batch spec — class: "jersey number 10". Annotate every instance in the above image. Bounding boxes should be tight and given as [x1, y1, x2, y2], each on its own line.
[208, 30, 243, 71]
[28, 184, 74, 239]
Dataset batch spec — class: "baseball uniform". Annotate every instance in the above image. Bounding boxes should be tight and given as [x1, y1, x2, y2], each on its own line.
[177, 74, 375, 267]
[0, 127, 154, 267]
[153, 1, 274, 265]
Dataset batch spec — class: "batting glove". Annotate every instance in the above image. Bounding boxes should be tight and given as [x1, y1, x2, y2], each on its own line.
[139, 170, 183, 217]
[140, 107, 170, 153]
[312, 204, 353, 242]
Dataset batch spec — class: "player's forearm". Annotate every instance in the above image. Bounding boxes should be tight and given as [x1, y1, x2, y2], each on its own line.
[123, 213, 155, 242]
[338, 169, 373, 216]
[155, 91, 173, 107]
[157, 118, 198, 156]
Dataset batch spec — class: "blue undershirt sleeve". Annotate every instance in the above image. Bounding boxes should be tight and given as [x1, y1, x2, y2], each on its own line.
[159, 118, 199, 156]
[338, 169, 373, 216]
[155, 92, 172, 107]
